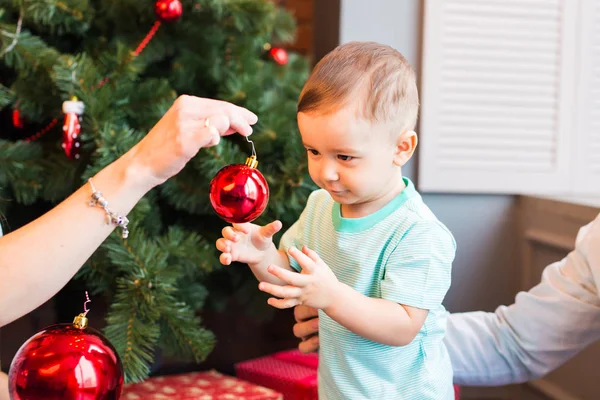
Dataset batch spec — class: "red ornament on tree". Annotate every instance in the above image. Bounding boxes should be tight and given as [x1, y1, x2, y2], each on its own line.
[268, 47, 289, 65]
[61, 97, 85, 160]
[9, 295, 123, 400]
[12, 109, 24, 128]
[263, 43, 289, 66]
[210, 154, 269, 224]
[154, 0, 183, 22]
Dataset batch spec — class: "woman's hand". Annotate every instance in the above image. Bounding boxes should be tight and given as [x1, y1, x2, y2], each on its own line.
[293, 304, 320, 353]
[127, 95, 258, 190]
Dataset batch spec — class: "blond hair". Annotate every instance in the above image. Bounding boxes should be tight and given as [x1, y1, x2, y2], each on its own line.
[297, 41, 419, 132]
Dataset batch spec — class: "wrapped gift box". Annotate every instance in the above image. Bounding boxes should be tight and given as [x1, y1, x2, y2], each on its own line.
[121, 369, 283, 400]
[236, 349, 461, 400]
[235, 350, 318, 400]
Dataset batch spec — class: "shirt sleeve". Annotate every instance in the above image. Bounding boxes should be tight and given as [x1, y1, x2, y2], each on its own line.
[380, 220, 455, 310]
[446, 214, 600, 386]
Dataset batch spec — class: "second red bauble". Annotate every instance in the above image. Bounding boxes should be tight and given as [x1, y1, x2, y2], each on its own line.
[8, 315, 123, 400]
[209, 156, 269, 224]
[154, 0, 183, 22]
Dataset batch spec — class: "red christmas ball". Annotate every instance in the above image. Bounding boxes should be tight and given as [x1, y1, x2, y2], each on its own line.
[209, 157, 269, 224]
[12, 109, 24, 128]
[269, 47, 288, 65]
[154, 0, 183, 22]
[9, 317, 123, 400]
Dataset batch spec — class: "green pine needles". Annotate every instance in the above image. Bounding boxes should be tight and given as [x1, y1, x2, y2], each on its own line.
[0, 0, 315, 382]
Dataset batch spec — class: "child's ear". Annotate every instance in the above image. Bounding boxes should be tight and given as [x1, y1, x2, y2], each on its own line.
[393, 130, 418, 166]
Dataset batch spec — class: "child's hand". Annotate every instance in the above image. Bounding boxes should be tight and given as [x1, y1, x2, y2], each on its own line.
[216, 220, 282, 266]
[258, 246, 340, 310]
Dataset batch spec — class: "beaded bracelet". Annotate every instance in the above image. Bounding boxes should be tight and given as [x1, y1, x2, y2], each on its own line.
[88, 178, 129, 239]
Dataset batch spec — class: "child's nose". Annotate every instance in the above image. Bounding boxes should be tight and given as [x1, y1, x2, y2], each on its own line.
[321, 161, 339, 182]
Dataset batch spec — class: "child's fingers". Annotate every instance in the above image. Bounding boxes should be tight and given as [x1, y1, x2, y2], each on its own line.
[267, 265, 309, 287]
[288, 247, 315, 273]
[301, 246, 320, 262]
[259, 220, 282, 239]
[219, 253, 233, 266]
[258, 282, 303, 299]
[215, 238, 232, 253]
[267, 297, 302, 309]
[232, 222, 252, 234]
[221, 226, 240, 242]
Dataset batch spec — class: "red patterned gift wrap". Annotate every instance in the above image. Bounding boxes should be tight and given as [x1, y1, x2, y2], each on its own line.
[236, 349, 460, 400]
[235, 350, 318, 400]
[121, 369, 283, 400]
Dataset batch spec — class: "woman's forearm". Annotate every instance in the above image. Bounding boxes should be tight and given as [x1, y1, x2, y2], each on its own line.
[0, 371, 8, 400]
[0, 95, 258, 328]
[0, 151, 150, 327]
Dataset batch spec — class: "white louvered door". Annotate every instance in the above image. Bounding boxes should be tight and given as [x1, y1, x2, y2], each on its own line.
[419, 0, 579, 194]
[573, 0, 600, 195]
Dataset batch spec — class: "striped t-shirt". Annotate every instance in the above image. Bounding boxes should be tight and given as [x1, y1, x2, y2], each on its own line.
[279, 178, 456, 399]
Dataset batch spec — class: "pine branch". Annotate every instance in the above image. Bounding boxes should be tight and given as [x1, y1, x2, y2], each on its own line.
[173, 281, 209, 315]
[104, 277, 161, 383]
[159, 171, 212, 215]
[76, 198, 160, 297]
[158, 293, 215, 363]
[101, 227, 170, 382]
[98, 41, 146, 84]
[52, 52, 98, 98]
[24, 0, 94, 35]
[102, 223, 215, 380]
[40, 152, 80, 203]
[0, 27, 59, 76]
[225, 0, 278, 38]
[122, 78, 175, 131]
[272, 6, 296, 44]
[192, 0, 226, 18]
[193, 138, 244, 177]
[82, 123, 144, 179]
[157, 226, 216, 277]
[0, 139, 44, 204]
[10, 72, 62, 120]
[76, 255, 118, 298]
[0, 82, 14, 109]
[128, 191, 165, 237]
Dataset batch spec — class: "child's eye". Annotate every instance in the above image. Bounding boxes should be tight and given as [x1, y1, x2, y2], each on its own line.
[338, 155, 353, 161]
[307, 149, 319, 156]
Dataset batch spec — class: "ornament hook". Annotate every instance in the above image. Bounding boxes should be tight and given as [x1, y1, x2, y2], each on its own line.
[83, 291, 91, 316]
[246, 136, 256, 158]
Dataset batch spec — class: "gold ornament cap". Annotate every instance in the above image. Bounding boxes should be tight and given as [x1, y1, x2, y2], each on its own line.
[245, 155, 258, 169]
[73, 313, 89, 329]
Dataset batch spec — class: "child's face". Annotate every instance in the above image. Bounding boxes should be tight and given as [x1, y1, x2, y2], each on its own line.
[298, 107, 407, 214]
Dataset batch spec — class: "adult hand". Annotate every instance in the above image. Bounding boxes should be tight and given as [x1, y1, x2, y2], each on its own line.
[128, 95, 258, 190]
[293, 304, 320, 353]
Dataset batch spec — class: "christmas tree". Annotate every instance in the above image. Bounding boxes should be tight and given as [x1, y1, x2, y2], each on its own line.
[0, 0, 314, 382]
